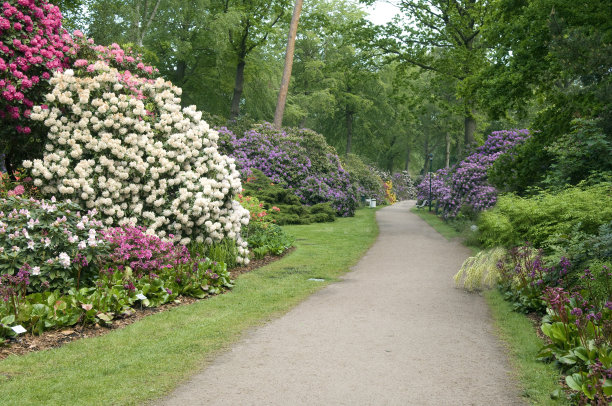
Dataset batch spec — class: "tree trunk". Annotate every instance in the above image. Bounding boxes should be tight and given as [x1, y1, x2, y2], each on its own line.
[404, 144, 410, 172]
[422, 139, 429, 175]
[273, 0, 303, 129]
[176, 60, 187, 86]
[345, 110, 353, 155]
[230, 58, 246, 120]
[464, 111, 476, 149]
[445, 132, 451, 168]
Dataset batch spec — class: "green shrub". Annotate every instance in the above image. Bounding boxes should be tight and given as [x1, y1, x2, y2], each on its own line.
[242, 170, 336, 225]
[478, 182, 612, 249]
[341, 153, 386, 203]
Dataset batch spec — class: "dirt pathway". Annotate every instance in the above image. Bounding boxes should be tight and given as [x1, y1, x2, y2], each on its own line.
[157, 200, 524, 405]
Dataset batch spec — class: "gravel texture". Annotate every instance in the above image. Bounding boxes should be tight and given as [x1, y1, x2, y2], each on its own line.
[157, 200, 524, 406]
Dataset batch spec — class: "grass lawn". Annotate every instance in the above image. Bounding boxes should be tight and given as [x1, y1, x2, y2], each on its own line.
[0, 208, 379, 406]
[412, 207, 566, 405]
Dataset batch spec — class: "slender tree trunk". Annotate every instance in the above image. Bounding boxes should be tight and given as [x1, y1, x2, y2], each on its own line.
[422, 139, 429, 174]
[464, 113, 476, 150]
[445, 132, 451, 168]
[345, 110, 353, 155]
[176, 60, 187, 86]
[273, 0, 303, 129]
[404, 144, 410, 172]
[230, 58, 246, 120]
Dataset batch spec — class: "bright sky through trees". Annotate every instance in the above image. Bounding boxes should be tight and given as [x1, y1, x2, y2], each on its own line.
[364, 0, 400, 25]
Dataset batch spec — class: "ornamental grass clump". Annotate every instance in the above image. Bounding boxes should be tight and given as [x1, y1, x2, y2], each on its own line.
[0, 196, 109, 293]
[454, 247, 507, 291]
[25, 62, 250, 262]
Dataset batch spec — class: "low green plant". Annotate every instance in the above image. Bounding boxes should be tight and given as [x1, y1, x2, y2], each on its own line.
[454, 247, 506, 291]
[246, 222, 294, 259]
[242, 170, 336, 225]
[538, 286, 612, 404]
[0, 257, 233, 337]
[478, 182, 612, 249]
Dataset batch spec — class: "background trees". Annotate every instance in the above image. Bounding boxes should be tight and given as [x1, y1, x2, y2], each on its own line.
[5, 0, 609, 183]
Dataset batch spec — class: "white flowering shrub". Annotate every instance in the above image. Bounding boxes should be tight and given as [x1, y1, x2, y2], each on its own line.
[25, 62, 250, 263]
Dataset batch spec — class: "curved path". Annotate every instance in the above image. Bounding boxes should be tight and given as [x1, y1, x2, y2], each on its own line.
[158, 200, 524, 405]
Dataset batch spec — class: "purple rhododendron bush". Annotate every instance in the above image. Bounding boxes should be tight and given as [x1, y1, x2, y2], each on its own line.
[417, 129, 530, 218]
[219, 123, 358, 217]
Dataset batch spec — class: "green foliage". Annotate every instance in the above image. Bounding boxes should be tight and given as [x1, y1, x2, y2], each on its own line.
[0, 257, 232, 337]
[241, 170, 336, 225]
[545, 118, 612, 187]
[246, 222, 294, 259]
[341, 153, 385, 202]
[454, 247, 506, 291]
[481, 0, 612, 193]
[477, 183, 612, 249]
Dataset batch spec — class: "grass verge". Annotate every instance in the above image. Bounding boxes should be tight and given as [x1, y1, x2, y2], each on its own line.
[485, 290, 567, 405]
[411, 206, 566, 405]
[0, 208, 379, 406]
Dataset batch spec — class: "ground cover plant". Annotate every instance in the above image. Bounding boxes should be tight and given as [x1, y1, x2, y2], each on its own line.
[0, 207, 379, 405]
[0, 196, 234, 338]
[218, 123, 357, 216]
[463, 181, 612, 403]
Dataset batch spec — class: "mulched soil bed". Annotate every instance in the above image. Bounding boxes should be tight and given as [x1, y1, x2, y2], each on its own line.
[0, 248, 294, 361]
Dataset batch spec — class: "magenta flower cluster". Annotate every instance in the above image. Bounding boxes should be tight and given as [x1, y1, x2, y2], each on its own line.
[417, 130, 530, 218]
[0, 0, 66, 132]
[219, 124, 357, 216]
[101, 226, 191, 276]
[0, 0, 159, 169]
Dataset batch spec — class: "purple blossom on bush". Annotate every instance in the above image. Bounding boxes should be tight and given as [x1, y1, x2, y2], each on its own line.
[219, 123, 357, 216]
[417, 130, 530, 218]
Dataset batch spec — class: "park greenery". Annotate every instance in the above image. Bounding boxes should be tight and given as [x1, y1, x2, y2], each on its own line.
[0, 0, 610, 404]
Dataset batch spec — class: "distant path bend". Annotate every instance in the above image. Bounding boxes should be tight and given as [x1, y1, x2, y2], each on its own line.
[159, 200, 524, 405]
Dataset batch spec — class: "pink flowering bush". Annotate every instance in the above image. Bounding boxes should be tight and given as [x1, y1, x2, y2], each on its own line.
[0, 0, 159, 173]
[0, 0, 69, 168]
[101, 226, 191, 276]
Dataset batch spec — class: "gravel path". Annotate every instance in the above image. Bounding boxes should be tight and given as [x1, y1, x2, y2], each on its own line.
[157, 200, 524, 405]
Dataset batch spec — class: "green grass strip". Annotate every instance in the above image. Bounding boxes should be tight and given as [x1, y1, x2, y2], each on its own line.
[0, 208, 379, 406]
[410, 207, 460, 240]
[410, 206, 566, 405]
[485, 290, 567, 405]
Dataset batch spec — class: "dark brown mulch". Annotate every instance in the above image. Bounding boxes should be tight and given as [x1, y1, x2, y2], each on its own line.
[0, 249, 294, 361]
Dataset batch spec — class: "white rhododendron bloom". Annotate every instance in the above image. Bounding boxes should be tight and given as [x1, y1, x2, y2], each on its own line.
[29, 63, 250, 262]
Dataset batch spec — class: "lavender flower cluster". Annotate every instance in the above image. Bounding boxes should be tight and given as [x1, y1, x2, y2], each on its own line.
[417, 130, 530, 218]
[219, 124, 357, 217]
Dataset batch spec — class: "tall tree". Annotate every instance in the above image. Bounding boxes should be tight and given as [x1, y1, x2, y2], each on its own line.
[363, 0, 491, 151]
[217, 0, 290, 119]
[273, 0, 303, 129]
